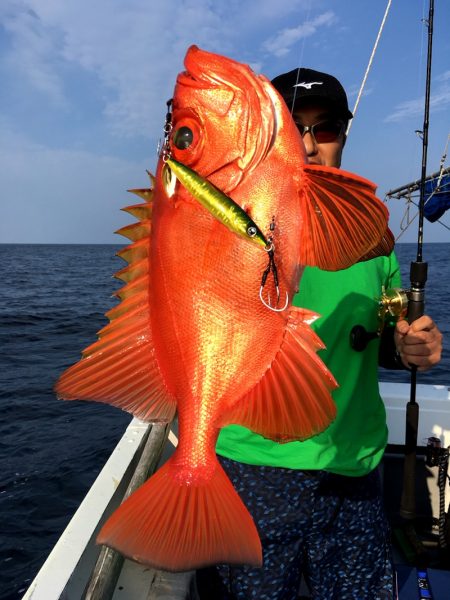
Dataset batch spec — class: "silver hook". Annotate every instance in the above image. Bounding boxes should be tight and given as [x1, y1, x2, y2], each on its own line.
[259, 287, 289, 312]
[259, 237, 289, 312]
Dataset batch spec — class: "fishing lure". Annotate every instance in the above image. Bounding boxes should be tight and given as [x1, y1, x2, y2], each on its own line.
[165, 158, 269, 249]
[165, 157, 289, 311]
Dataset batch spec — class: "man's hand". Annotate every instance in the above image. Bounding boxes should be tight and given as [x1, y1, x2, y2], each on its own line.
[394, 315, 443, 371]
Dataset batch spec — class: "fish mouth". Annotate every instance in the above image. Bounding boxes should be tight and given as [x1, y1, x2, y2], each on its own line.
[176, 46, 279, 180]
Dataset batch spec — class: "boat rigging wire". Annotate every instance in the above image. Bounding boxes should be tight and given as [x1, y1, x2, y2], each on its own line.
[396, 202, 450, 242]
[346, 0, 392, 136]
[288, 0, 313, 117]
[386, 163, 450, 240]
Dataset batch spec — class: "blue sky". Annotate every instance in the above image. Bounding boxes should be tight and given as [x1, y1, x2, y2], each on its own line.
[1, 0, 449, 244]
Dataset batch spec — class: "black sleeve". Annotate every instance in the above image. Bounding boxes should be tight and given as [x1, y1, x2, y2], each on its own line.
[378, 325, 409, 370]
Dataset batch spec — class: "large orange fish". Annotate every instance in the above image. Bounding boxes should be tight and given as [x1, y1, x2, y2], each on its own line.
[55, 45, 394, 571]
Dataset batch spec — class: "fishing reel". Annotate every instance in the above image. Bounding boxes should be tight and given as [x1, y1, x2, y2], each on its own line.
[378, 287, 410, 323]
[350, 287, 409, 351]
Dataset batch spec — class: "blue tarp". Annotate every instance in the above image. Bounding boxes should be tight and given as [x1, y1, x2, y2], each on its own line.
[423, 173, 450, 222]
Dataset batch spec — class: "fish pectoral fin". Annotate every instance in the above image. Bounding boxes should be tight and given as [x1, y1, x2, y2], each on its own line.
[217, 307, 337, 442]
[97, 456, 262, 570]
[55, 190, 176, 423]
[299, 164, 394, 271]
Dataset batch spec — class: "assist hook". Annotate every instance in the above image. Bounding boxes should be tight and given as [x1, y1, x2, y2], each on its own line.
[259, 242, 289, 312]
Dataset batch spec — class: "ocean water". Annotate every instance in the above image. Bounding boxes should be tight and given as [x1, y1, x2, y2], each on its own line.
[0, 242, 449, 600]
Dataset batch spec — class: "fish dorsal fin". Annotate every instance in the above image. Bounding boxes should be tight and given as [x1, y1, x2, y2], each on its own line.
[299, 164, 394, 270]
[55, 178, 176, 423]
[216, 307, 337, 441]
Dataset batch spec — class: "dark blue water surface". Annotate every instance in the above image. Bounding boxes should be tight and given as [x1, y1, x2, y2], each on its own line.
[0, 243, 449, 599]
[0, 245, 131, 600]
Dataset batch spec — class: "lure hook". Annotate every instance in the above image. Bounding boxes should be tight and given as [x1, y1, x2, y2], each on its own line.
[259, 287, 289, 312]
[259, 242, 289, 312]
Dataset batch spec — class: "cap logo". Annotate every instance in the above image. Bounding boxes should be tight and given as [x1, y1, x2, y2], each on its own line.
[294, 81, 323, 90]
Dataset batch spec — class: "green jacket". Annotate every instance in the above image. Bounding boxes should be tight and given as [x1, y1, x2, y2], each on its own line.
[216, 253, 401, 477]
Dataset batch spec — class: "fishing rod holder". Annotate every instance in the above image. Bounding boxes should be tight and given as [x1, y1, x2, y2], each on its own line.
[425, 436, 450, 550]
[425, 436, 449, 469]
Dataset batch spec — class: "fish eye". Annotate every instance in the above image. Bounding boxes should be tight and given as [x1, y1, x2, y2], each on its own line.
[173, 126, 194, 150]
[247, 226, 257, 238]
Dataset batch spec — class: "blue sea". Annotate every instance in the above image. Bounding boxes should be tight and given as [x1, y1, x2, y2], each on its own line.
[0, 243, 449, 600]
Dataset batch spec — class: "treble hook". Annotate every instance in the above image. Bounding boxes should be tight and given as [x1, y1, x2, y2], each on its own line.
[259, 243, 289, 312]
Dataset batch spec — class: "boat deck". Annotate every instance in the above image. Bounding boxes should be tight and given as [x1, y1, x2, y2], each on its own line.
[22, 382, 450, 599]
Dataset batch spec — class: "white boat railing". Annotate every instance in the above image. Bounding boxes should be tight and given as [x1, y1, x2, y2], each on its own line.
[22, 420, 172, 600]
[382, 382, 450, 446]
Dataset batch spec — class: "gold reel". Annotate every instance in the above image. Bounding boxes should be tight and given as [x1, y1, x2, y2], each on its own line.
[377, 287, 409, 333]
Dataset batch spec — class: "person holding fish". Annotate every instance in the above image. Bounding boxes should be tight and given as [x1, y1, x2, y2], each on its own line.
[198, 67, 443, 600]
[56, 47, 442, 600]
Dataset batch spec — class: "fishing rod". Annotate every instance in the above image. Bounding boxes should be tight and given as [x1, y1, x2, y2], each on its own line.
[399, 0, 434, 536]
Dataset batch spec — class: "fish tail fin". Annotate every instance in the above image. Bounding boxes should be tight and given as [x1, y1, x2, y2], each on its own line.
[97, 457, 262, 571]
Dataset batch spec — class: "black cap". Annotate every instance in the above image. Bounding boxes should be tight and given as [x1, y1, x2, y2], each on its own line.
[271, 67, 353, 120]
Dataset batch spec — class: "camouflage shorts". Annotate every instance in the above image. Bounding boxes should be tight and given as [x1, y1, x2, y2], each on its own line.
[197, 457, 395, 600]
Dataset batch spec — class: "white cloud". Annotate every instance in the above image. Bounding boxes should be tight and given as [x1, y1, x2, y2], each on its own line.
[1, 1, 231, 137]
[346, 83, 374, 106]
[1, 3, 67, 105]
[241, 0, 312, 20]
[262, 11, 336, 57]
[0, 118, 148, 243]
[384, 74, 450, 123]
[437, 70, 450, 82]
[1, 1, 340, 139]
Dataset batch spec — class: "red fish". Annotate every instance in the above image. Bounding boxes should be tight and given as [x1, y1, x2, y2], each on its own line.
[55, 45, 393, 571]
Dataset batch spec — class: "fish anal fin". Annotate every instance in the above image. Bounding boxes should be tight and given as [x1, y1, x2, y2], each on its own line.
[55, 303, 176, 422]
[56, 269, 175, 422]
[217, 307, 337, 441]
[97, 458, 262, 571]
[300, 164, 394, 271]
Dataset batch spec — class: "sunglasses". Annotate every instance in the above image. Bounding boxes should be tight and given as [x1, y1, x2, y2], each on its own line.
[293, 119, 345, 144]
